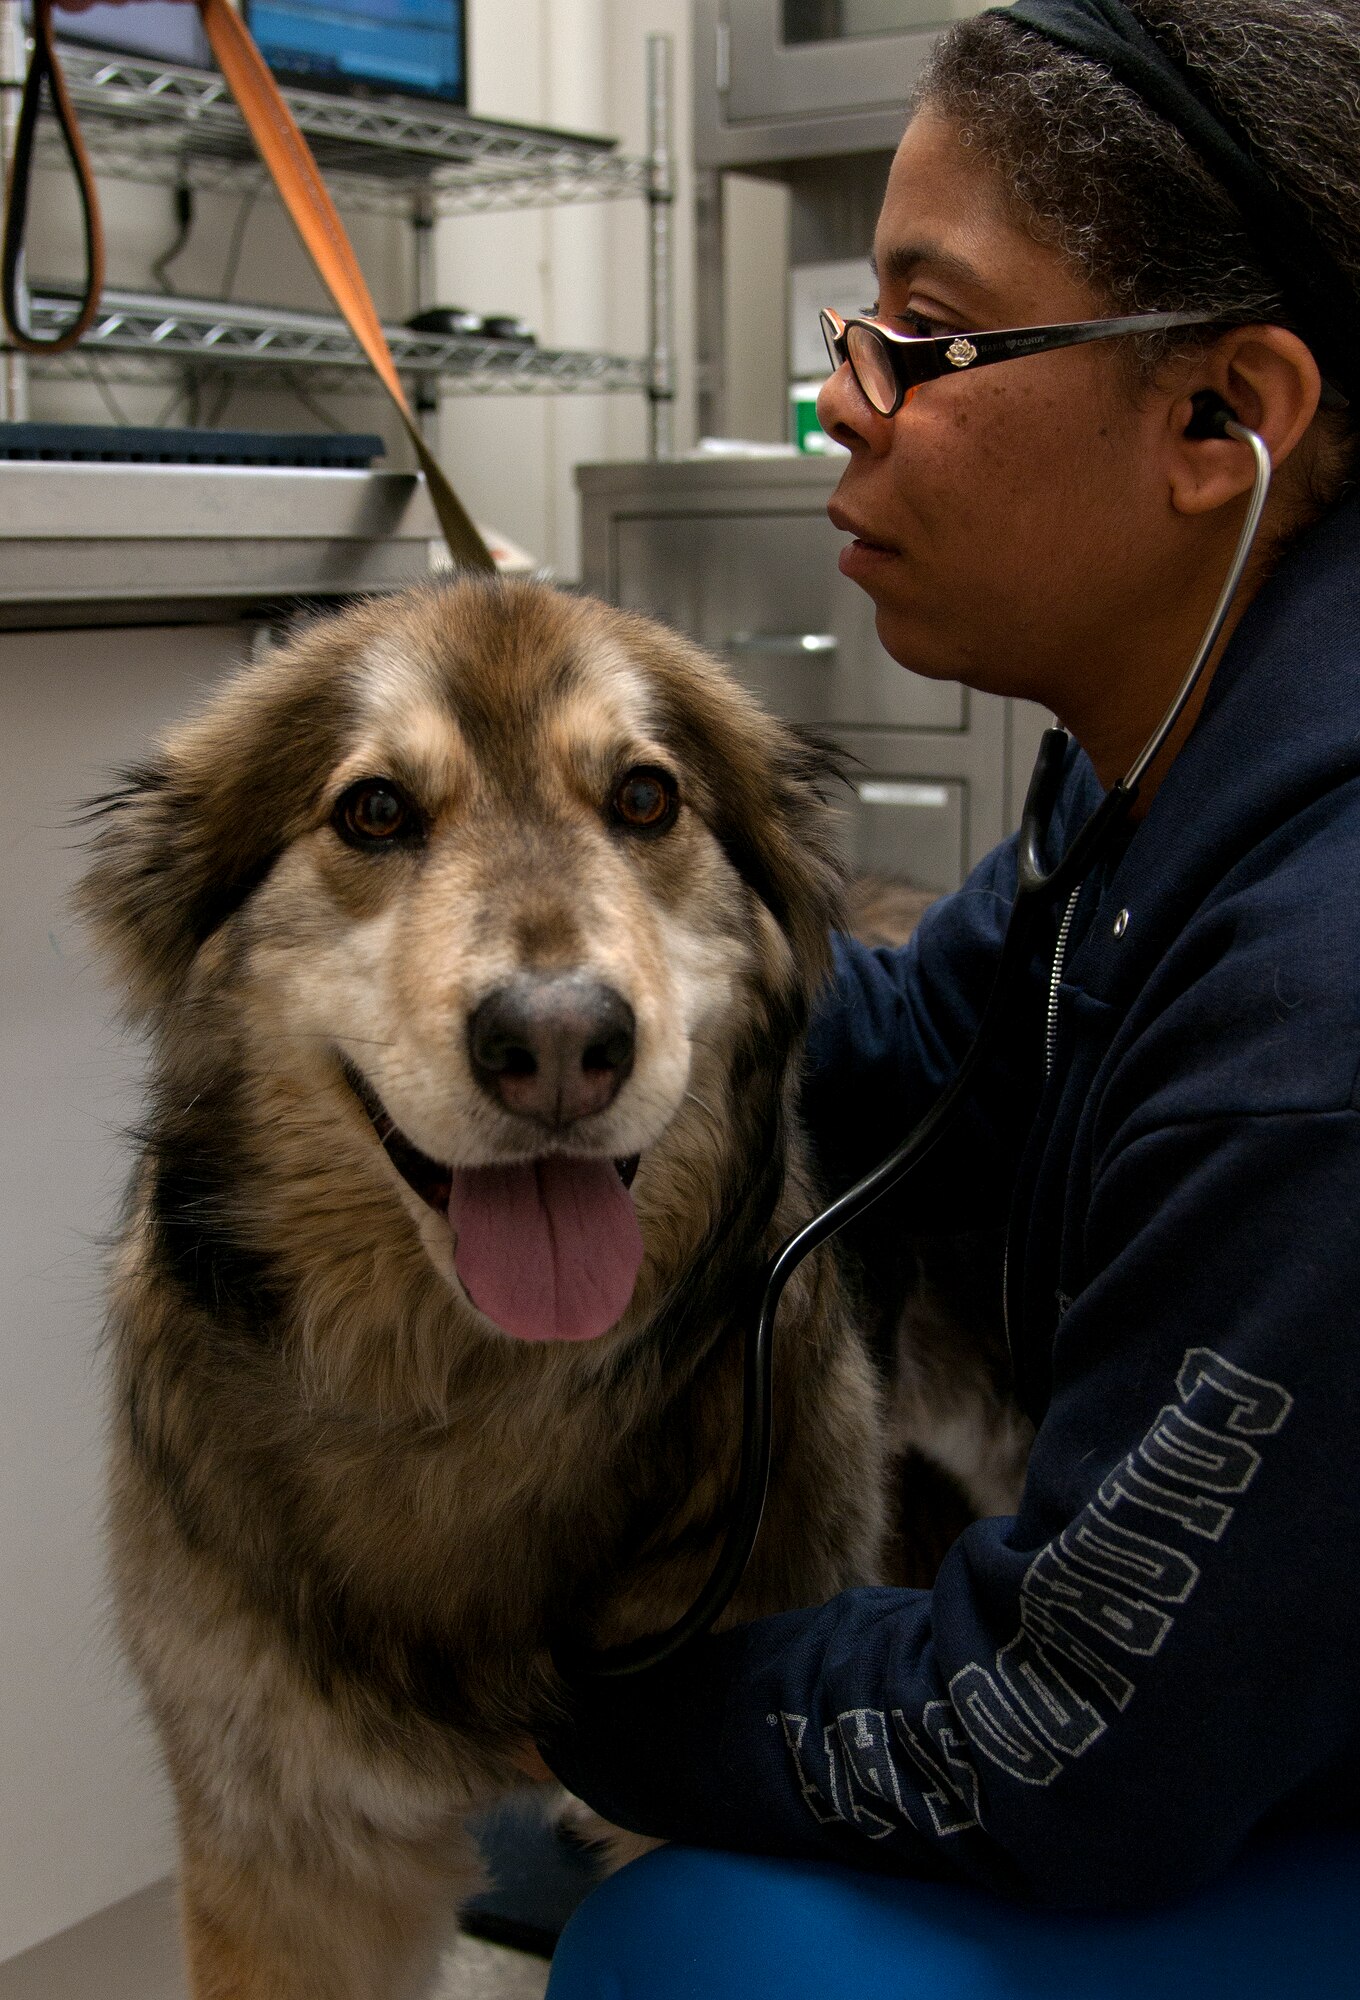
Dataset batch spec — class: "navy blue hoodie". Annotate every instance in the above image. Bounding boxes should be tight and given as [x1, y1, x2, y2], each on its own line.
[545, 497, 1360, 1910]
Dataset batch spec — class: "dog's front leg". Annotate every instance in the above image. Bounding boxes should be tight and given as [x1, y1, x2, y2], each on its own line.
[179, 1830, 465, 2000]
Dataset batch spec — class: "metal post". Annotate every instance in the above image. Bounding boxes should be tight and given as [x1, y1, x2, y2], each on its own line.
[411, 186, 438, 444]
[1, 0, 30, 420]
[645, 32, 675, 461]
[694, 165, 723, 442]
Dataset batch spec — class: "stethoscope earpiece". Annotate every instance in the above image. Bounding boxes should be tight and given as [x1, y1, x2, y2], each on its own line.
[1186, 389, 1242, 440]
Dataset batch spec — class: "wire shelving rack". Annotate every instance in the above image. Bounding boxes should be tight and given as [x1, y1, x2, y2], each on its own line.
[0, 16, 676, 453]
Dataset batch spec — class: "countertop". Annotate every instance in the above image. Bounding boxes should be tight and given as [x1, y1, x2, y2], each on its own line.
[0, 460, 443, 629]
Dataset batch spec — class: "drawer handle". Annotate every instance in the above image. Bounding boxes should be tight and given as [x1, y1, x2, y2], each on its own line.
[857, 781, 951, 810]
[725, 632, 838, 656]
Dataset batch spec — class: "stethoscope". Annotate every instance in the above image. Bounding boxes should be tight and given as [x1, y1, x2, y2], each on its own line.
[570, 396, 1273, 1681]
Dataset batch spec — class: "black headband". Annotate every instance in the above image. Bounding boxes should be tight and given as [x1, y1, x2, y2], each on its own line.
[988, 0, 1357, 398]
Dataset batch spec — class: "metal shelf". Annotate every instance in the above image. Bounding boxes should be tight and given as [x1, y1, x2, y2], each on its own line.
[26, 286, 650, 396]
[1, 11, 676, 454]
[41, 42, 652, 216]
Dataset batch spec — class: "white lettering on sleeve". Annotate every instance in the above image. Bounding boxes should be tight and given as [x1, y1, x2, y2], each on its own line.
[776, 1349, 1293, 1839]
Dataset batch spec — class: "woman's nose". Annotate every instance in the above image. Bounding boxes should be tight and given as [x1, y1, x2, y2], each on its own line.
[817, 363, 894, 454]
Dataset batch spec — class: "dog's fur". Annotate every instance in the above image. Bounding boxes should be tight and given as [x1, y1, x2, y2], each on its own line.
[80, 578, 891, 1999]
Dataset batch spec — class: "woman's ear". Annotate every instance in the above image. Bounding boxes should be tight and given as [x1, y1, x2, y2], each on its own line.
[1165, 324, 1326, 517]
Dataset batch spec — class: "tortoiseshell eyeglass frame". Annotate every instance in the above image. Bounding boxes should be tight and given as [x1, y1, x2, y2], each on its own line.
[819, 304, 1214, 417]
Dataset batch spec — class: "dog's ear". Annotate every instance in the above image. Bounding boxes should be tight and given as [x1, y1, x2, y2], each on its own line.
[76, 639, 360, 1019]
[708, 717, 848, 987]
[648, 635, 848, 990]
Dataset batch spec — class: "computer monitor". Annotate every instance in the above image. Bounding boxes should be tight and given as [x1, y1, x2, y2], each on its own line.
[50, 0, 213, 68]
[243, 0, 467, 106]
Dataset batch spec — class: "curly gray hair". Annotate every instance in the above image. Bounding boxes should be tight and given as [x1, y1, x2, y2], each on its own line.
[919, 1, 1360, 466]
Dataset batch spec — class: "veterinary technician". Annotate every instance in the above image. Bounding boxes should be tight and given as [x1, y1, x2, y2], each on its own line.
[538, 1, 1360, 1982]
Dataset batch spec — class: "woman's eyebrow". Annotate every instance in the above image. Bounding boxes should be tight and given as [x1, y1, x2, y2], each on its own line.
[870, 242, 986, 292]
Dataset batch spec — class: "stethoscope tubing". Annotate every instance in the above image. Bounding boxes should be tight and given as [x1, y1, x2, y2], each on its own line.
[571, 419, 1272, 1681]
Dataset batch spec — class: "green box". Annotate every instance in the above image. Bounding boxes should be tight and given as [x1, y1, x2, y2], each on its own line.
[790, 380, 844, 455]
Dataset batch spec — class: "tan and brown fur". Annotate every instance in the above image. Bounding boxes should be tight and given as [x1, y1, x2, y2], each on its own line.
[81, 579, 890, 1999]
[831, 878, 1032, 1556]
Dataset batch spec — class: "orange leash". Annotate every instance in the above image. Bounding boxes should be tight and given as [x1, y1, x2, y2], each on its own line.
[1, 0, 494, 572]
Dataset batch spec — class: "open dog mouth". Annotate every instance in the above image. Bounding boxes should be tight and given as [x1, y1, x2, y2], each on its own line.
[340, 1058, 643, 1343]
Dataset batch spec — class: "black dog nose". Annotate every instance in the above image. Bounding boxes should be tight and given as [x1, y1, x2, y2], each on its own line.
[468, 976, 636, 1127]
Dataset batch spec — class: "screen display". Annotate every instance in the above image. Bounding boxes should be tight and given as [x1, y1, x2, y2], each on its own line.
[245, 0, 466, 104]
[51, 0, 213, 66]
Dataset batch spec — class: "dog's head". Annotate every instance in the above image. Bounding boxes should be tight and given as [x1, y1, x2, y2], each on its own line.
[82, 579, 844, 1359]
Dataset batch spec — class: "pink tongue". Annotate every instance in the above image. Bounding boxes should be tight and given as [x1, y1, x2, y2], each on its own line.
[449, 1157, 644, 1342]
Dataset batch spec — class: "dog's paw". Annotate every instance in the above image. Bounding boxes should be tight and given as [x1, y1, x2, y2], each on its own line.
[553, 1789, 662, 1873]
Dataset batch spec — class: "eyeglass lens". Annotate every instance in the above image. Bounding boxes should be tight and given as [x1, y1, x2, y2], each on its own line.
[844, 323, 898, 415]
[821, 309, 921, 419]
[821, 312, 901, 417]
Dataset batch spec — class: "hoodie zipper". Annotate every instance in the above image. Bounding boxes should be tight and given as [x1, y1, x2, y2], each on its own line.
[1045, 885, 1084, 1081]
[1002, 882, 1084, 1364]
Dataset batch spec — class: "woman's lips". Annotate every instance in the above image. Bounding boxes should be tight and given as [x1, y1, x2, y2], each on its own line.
[828, 501, 900, 581]
[838, 533, 900, 583]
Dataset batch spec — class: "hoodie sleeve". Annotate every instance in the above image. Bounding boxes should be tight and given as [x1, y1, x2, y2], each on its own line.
[543, 1098, 1360, 1910]
[800, 836, 1048, 1237]
[799, 738, 1102, 1230]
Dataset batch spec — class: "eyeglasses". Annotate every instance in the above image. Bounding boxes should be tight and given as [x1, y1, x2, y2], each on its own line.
[819, 305, 1211, 418]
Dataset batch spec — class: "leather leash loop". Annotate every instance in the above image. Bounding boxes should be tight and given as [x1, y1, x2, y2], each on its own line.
[2, 0, 103, 354]
[1, 0, 495, 572]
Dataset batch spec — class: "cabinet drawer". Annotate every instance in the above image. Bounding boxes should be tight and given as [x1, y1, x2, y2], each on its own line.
[612, 511, 964, 733]
[835, 770, 966, 894]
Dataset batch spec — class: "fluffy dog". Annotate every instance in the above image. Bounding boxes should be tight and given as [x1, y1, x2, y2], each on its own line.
[80, 578, 888, 2000]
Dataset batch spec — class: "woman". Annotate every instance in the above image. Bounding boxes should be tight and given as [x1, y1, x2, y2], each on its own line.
[538, 3, 1360, 1986]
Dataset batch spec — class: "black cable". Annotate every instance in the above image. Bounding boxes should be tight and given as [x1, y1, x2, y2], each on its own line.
[152, 182, 196, 296]
[205, 379, 236, 428]
[82, 357, 132, 427]
[220, 190, 260, 302]
[284, 372, 347, 433]
[146, 180, 201, 423]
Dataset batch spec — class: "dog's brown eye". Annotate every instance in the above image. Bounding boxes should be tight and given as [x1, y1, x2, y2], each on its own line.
[334, 779, 419, 848]
[611, 767, 679, 837]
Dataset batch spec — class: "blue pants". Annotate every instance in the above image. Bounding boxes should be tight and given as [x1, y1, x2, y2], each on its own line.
[546, 1836, 1360, 1999]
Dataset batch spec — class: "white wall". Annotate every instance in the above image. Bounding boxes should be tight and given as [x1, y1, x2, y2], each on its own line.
[24, 0, 697, 579]
[0, 623, 255, 1964]
[433, 0, 696, 577]
[721, 172, 791, 444]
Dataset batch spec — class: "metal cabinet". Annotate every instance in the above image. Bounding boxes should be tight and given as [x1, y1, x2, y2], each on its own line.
[696, 0, 1001, 167]
[611, 509, 963, 733]
[578, 455, 1047, 895]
